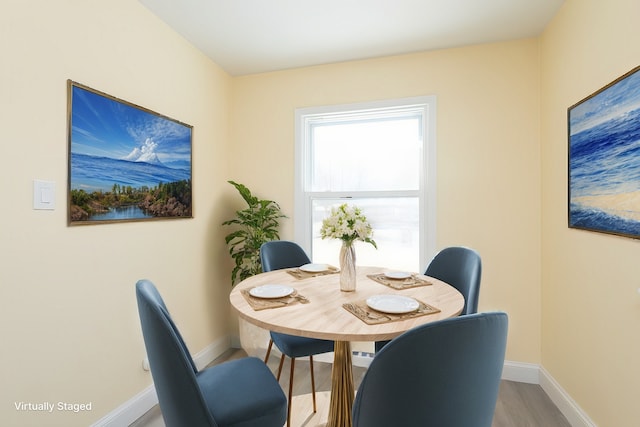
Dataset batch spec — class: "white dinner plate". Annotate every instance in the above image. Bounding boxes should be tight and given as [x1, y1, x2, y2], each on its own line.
[366, 295, 420, 314]
[383, 271, 412, 280]
[299, 263, 329, 273]
[249, 284, 294, 299]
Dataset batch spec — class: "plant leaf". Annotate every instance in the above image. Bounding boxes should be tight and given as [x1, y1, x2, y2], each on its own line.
[222, 181, 286, 285]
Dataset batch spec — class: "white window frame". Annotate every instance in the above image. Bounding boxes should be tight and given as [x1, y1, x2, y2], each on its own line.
[294, 96, 437, 272]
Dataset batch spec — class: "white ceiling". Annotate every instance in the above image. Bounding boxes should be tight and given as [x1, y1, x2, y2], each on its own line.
[139, 0, 564, 76]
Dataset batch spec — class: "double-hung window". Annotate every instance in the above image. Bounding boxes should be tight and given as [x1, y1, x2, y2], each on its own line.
[294, 96, 436, 272]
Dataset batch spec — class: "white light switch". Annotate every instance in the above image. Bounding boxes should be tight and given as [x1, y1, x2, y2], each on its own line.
[33, 180, 56, 210]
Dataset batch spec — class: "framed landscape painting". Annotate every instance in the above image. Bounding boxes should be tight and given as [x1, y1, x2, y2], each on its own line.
[568, 65, 640, 239]
[67, 80, 193, 225]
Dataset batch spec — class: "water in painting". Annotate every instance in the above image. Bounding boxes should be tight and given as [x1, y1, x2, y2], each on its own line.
[569, 68, 640, 237]
[69, 83, 192, 222]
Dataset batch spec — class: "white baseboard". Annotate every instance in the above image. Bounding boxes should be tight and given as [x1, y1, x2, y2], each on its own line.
[502, 362, 597, 427]
[90, 385, 158, 427]
[94, 338, 597, 427]
[90, 336, 231, 427]
[539, 366, 597, 427]
[230, 334, 241, 349]
[502, 360, 540, 383]
[192, 336, 231, 371]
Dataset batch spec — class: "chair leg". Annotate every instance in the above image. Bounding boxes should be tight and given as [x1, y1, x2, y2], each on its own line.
[286, 358, 295, 427]
[264, 339, 274, 363]
[309, 355, 317, 413]
[276, 353, 286, 381]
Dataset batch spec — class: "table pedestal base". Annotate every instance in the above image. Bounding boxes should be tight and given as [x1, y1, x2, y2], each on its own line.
[326, 341, 354, 427]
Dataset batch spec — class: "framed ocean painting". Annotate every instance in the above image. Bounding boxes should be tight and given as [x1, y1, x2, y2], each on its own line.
[67, 80, 193, 225]
[568, 65, 640, 239]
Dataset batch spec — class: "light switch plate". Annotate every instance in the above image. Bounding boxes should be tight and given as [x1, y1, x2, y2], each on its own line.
[33, 180, 56, 210]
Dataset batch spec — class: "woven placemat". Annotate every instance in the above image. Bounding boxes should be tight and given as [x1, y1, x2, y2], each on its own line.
[241, 289, 310, 311]
[286, 265, 339, 280]
[343, 299, 440, 325]
[367, 273, 432, 290]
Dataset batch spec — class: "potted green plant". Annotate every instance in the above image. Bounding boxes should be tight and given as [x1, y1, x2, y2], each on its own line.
[222, 180, 286, 285]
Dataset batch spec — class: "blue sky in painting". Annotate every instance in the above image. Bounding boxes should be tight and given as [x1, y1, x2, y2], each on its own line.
[70, 85, 191, 169]
[570, 69, 640, 136]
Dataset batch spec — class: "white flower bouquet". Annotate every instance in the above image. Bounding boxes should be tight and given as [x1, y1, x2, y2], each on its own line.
[320, 203, 377, 248]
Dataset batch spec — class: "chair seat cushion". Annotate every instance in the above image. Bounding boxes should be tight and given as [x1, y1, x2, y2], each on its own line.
[197, 357, 287, 427]
[271, 331, 334, 358]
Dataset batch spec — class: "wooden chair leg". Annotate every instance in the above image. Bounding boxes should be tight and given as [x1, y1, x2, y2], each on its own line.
[287, 358, 295, 427]
[309, 355, 317, 413]
[264, 339, 274, 363]
[277, 354, 286, 381]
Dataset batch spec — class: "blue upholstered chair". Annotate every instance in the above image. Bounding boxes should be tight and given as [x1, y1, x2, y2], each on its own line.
[136, 280, 287, 427]
[375, 246, 482, 352]
[425, 246, 482, 315]
[259, 240, 335, 427]
[353, 312, 508, 427]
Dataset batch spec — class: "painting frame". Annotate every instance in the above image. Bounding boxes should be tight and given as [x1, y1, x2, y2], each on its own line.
[568, 65, 640, 239]
[67, 80, 193, 225]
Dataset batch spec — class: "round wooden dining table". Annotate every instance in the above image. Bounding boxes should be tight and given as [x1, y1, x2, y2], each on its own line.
[229, 266, 464, 427]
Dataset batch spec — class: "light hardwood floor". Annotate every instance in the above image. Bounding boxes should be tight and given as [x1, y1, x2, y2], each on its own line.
[131, 349, 571, 427]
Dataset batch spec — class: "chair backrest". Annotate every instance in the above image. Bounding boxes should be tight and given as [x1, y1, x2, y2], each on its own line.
[353, 312, 508, 427]
[425, 246, 482, 315]
[260, 240, 311, 272]
[136, 280, 217, 427]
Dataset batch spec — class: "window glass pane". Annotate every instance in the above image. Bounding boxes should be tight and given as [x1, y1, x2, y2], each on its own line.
[311, 198, 419, 272]
[310, 117, 421, 192]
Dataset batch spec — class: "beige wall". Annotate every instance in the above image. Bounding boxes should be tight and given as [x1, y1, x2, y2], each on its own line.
[230, 39, 543, 364]
[0, 1, 233, 425]
[540, 0, 640, 425]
